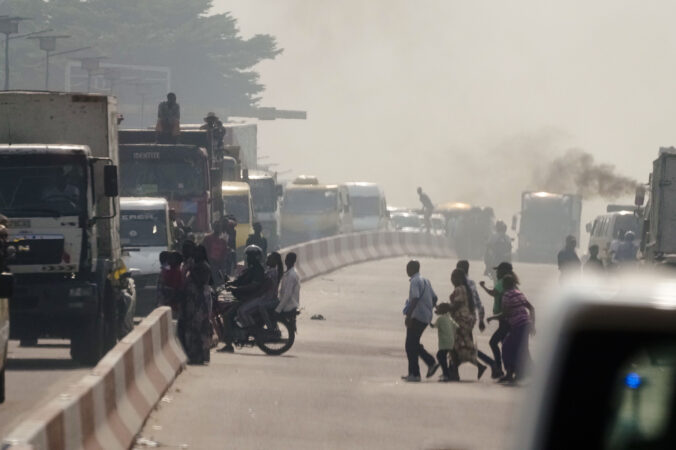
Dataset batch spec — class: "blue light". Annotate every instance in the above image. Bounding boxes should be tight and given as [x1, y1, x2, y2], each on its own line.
[625, 372, 642, 389]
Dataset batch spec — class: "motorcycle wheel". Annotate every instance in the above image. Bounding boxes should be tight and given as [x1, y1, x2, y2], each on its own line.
[256, 318, 295, 356]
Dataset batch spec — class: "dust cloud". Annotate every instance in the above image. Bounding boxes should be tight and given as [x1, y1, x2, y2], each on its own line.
[214, 1, 674, 223]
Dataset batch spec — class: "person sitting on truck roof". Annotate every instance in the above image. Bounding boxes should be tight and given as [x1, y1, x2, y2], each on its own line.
[246, 222, 268, 256]
[156, 92, 180, 144]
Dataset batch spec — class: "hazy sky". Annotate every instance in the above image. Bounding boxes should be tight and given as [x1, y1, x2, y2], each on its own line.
[213, 1, 676, 223]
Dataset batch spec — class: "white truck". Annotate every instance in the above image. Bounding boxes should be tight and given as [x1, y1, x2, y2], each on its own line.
[515, 191, 582, 263]
[0, 91, 135, 364]
[121, 197, 172, 315]
[638, 147, 676, 264]
[344, 182, 388, 232]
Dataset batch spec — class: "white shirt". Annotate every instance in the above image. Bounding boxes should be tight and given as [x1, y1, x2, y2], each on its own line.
[276, 267, 300, 313]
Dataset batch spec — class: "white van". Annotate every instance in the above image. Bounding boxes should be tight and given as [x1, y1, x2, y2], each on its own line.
[587, 210, 642, 264]
[344, 182, 388, 232]
[120, 197, 173, 290]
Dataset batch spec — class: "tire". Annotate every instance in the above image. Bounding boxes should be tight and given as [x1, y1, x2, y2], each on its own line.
[70, 315, 105, 365]
[256, 318, 295, 356]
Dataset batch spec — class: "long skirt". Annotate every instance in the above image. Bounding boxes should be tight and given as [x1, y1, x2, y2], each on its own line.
[502, 323, 531, 375]
[183, 285, 212, 364]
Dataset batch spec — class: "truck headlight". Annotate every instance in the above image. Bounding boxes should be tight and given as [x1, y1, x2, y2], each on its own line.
[69, 286, 95, 298]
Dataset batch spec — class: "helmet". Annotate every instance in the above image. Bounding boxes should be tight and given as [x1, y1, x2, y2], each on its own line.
[625, 231, 635, 241]
[244, 245, 263, 265]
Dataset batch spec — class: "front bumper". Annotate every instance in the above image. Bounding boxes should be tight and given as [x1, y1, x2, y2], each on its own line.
[9, 277, 99, 339]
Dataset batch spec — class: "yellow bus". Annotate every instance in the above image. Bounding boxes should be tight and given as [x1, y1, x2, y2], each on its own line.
[221, 181, 254, 250]
[280, 176, 352, 247]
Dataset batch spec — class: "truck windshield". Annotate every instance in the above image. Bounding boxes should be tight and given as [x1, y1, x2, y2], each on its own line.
[0, 158, 85, 217]
[613, 215, 642, 238]
[249, 178, 276, 212]
[283, 190, 337, 213]
[120, 210, 168, 247]
[352, 196, 380, 217]
[223, 195, 250, 223]
[120, 157, 207, 199]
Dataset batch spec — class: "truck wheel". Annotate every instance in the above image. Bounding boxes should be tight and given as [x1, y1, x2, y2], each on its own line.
[70, 315, 105, 366]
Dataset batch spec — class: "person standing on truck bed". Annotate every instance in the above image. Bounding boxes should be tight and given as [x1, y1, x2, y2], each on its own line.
[157, 92, 180, 144]
[417, 187, 434, 233]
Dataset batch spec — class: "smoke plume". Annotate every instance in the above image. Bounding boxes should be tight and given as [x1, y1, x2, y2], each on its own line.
[535, 149, 639, 200]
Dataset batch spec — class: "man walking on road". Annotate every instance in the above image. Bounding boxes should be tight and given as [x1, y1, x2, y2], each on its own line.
[417, 187, 434, 233]
[402, 260, 439, 382]
[557, 235, 581, 279]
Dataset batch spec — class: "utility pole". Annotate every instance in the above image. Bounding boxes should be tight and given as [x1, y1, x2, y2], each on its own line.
[0, 16, 27, 90]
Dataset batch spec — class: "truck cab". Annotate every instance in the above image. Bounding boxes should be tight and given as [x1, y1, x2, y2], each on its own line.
[120, 197, 172, 315]
[517, 191, 582, 263]
[0, 92, 134, 365]
[344, 182, 388, 232]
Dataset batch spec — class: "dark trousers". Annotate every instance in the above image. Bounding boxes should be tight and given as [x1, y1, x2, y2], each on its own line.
[437, 349, 451, 377]
[503, 323, 532, 376]
[405, 319, 435, 377]
[490, 319, 510, 371]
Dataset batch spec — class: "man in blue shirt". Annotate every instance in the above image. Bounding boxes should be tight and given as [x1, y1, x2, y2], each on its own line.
[402, 260, 438, 382]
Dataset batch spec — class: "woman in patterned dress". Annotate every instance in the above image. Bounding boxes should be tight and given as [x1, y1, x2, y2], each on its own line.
[449, 268, 487, 380]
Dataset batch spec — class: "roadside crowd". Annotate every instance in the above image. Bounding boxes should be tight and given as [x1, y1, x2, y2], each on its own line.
[155, 220, 300, 365]
[401, 259, 534, 384]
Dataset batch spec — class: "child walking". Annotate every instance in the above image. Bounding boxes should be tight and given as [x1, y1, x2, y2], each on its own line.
[430, 303, 459, 382]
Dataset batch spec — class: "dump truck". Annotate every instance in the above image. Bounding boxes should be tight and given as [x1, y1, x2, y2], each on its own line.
[0, 91, 135, 364]
[637, 147, 676, 264]
[515, 191, 582, 263]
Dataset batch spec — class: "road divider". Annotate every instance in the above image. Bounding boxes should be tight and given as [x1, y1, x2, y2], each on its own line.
[2, 306, 186, 450]
[282, 231, 453, 281]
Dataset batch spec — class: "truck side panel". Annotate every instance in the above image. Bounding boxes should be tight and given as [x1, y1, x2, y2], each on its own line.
[653, 155, 676, 255]
[0, 92, 120, 259]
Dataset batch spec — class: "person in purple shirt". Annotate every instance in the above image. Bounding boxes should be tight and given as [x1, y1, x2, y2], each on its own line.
[487, 274, 535, 384]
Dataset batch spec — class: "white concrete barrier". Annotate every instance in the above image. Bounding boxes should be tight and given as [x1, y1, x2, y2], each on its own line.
[2, 307, 186, 450]
[281, 231, 454, 281]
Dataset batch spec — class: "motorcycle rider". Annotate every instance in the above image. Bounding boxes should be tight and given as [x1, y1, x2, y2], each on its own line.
[218, 245, 267, 353]
[484, 220, 512, 281]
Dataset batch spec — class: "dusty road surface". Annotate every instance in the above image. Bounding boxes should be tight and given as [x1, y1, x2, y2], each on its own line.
[0, 340, 89, 438]
[135, 257, 558, 450]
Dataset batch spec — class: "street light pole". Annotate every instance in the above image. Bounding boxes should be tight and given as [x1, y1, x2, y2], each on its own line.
[28, 34, 71, 90]
[0, 16, 27, 90]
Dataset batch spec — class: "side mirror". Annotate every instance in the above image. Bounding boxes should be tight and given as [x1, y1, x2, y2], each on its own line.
[511, 215, 518, 231]
[276, 184, 283, 197]
[104, 165, 119, 197]
[635, 185, 646, 207]
[0, 272, 14, 298]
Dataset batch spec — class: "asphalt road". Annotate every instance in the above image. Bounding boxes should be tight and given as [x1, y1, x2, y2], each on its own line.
[135, 257, 558, 450]
[0, 340, 89, 438]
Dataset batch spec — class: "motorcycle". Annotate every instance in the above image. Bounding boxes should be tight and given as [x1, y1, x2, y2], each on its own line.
[212, 288, 297, 356]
